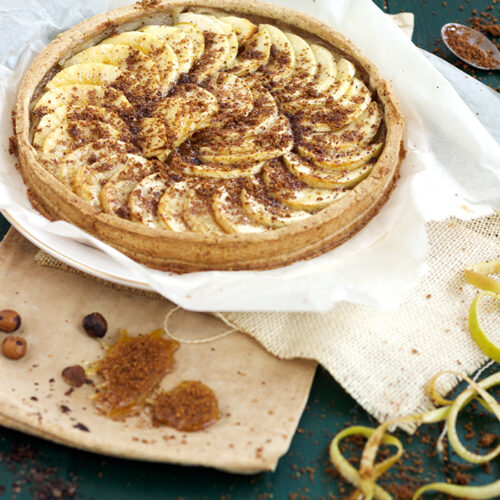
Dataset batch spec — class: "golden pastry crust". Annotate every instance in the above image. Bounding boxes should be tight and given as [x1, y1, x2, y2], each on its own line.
[15, 0, 404, 272]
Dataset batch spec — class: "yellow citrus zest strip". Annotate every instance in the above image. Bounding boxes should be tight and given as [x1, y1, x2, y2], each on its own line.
[329, 426, 402, 500]
[428, 371, 492, 413]
[427, 372, 455, 406]
[413, 478, 500, 500]
[464, 259, 500, 294]
[468, 291, 500, 363]
[329, 373, 500, 499]
[444, 371, 500, 464]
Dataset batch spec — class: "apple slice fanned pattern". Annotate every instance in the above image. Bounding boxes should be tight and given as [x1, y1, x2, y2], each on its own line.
[30, 11, 385, 234]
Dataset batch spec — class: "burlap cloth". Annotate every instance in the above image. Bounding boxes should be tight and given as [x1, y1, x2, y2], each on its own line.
[35, 217, 500, 432]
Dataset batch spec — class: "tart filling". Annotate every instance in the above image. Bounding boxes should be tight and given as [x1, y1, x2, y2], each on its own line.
[15, 0, 403, 272]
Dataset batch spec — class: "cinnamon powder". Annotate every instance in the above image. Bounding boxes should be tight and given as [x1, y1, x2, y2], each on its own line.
[444, 25, 498, 69]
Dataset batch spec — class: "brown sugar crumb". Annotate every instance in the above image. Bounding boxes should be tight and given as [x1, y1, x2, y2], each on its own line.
[444, 24, 499, 69]
[136, 0, 160, 8]
[8, 136, 18, 156]
[93, 329, 179, 419]
[484, 24, 500, 36]
[73, 422, 89, 432]
[478, 432, 498, 448]
[385, 484, 413, 499]
[152, 380, 220, 431]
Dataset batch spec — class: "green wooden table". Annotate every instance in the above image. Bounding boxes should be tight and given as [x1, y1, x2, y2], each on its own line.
[1, 1, 498, 498]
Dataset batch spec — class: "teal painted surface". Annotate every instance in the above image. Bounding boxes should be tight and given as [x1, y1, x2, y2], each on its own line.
[0, 0, 498, 497]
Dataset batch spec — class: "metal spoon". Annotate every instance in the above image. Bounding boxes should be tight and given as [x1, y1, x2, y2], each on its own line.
[441, 23, 500, 71]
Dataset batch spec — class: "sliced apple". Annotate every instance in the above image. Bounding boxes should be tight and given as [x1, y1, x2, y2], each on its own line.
[241, 180, 310, 228]
[198, 115, 293, 164]
[137, 117, 169, 160]
[253, 24, 295, 86]
[283, 152, 374, 189]
[32, 106, 67, 149]
[175, 12, 225, 34]
[157, 180, 194, 232]
[336, 77, 372, 116]
[33, 105, 128, 150]
[217, 16, 258, 44]
[227, 27, 271, 76]
[32, 85, 131, 115]
[276, 43, 337, 102]
[299, 102, 382, 153]
[100, 31, 179, 93]
[281, 79, 350, 114]
[129, 172, 171, 229]
[73, 152, 138, 207]
[310, 44, 337, 93]
[171, 154, 264, 179]
[207, 16, 239, 68]
[183, 185, 225, 234]
[139, 25, 195, 74]
[280, 56, 354, 114]
[190, 33, 230, 82]
[41, 121, 121, 162]
[175, 22, 205, 61]
[175, 12, 230, 82]
[285, 32, 317, 85]
[62, 44, 160, 91]
[100, 155, 156, 217]
[203, 72, 253, 125]
[232, 89, 278, 136]
[57, 139, 135, 186]
[298, 141, 383, 170]
[336, 57, 356, 82]
[299, 78, 372, 132]
[46, 63, 130, 90]
[262, 160, 345, 211]
[212, 184, 266, 233]
[197, 89, 277, 145]
[139, 84, 218, 160]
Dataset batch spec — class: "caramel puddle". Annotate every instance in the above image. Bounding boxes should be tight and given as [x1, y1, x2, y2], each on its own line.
[152, 380, 220, 431]
[93, 329, 179, 419]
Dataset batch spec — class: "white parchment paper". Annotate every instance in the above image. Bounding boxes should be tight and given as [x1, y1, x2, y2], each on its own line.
[0, 0, 499, 312]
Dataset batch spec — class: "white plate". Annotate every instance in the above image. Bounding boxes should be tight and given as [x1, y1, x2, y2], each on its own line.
[2, 208, 152, 291]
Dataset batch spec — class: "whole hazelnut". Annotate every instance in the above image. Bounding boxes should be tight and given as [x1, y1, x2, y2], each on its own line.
[61, 365, 86, 388]
[0, 310, 21, 333]
[82, 312, 108, 338]
[2, 336, 27, 360]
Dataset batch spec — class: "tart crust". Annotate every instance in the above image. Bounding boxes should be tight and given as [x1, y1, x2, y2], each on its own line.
[15, 0, 404, 273]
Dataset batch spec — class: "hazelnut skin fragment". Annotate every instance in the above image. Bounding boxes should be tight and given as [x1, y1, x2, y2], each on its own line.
[82, 312, 108, 338]
[62, 365, 86, 387]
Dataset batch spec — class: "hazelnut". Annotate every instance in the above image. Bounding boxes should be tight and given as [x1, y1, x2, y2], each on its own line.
[82, 312, 107, 338]
[61, 365, 86, 388]
[0, 309, 21, 333]
[2, 336, 27, 360]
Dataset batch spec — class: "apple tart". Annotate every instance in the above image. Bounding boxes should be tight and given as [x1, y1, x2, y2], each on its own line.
[14, 0, 404, 272]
